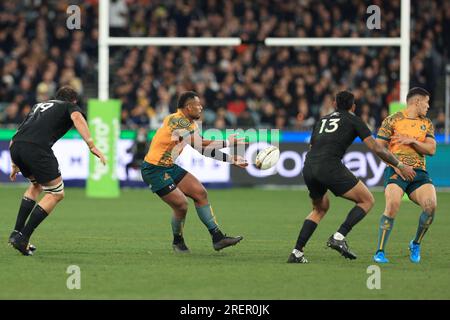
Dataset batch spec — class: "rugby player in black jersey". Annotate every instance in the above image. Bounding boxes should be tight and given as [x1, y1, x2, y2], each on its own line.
[287, 91, 415, 263]
[8, 86, 106, 256]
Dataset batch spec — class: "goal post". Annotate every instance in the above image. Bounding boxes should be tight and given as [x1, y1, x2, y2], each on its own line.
[91, 0, 421, 197]
[99, 0, 411, 102]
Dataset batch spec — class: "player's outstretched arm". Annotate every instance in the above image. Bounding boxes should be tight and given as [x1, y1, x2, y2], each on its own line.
[391, 135, 436, 156]
[363, 136, 416, 180]
[202, 147, 248, 168]
[71, 111, 106, 165]
[184, 132, 248, 168]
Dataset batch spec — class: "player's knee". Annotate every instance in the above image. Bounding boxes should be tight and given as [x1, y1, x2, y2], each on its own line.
[51, 190, 65, 202]
[177, 199, 189, 213]
[35, 184, 43, 193]
[314, 204, 329, 217]
[365, 193, 375, 211]
[320, 202, 330, 214]
[423, 199, 437, 215]
[27, 183, 42, 197]
[196, 187, 208, 202]
[316, 208, 327, 217]
[385, 200, 401, 216]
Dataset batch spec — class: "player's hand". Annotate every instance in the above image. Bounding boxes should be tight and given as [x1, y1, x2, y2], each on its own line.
[392, 134, 415, 146]
[231, 155, 248, 168]
[396, 163, 416, 181]
[10, 163, 20, 182]
[227, 134, 248, 146]
[90, 146, 107, 165]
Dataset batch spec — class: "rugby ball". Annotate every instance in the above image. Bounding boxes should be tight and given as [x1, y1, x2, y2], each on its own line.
[255, 146, 280, 170]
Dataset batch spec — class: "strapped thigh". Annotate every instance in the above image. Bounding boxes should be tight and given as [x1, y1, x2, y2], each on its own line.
[42, 181, 64, 194]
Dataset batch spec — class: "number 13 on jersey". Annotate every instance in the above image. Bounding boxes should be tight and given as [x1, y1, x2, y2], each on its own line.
[319, 118, 340, 133]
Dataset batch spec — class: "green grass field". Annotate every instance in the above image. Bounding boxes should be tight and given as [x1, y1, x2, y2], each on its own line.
[1, 186, 449, 299]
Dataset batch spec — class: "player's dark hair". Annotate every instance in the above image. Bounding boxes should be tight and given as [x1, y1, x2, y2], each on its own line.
[55, 86, 78, 103]
[177, 91, 199, 109]
[406, 87, 430, 101]
[335, 90, 355, 110]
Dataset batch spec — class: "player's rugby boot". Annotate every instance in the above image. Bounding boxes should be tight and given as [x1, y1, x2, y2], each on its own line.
[409, 240, 421, 263]
[9, 230, 36, 252]
[213, 235, 243, 251]
[373, 251, 389, 263]
[172, 240, 191, 253]
[326, 235, 357, 260]
[287, 252, 308, 264]
[9, 232, 33, 256]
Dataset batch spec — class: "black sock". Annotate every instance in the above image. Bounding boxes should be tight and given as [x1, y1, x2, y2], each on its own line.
[14, 197, 36, 232]
[337, 206, 367, 237]
[209, 227, 224, 242]
[295, 219, 318, 251]
[21, 205, 48, 238]
[173, 234, 184, 244]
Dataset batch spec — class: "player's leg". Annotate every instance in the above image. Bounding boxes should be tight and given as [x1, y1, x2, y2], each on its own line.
[9, 177, 41, 252]
[22, 176, 65, 236]
[10, 176, 64, 255]
[325, 162, 375, 260]
[141, 162, 192, 252]
[325, 180, 374, 260]
[160, 188, 190, 253]
[407, 183, 437, 263]
[9, 144, 64, 255]
[8, 143, 40, 241]
[11, 177, 41, 235]
[177, 172, 243, 251]
[373, 183, 404, 263]
[287, 162, 328, 263]
[338, 180, 375, 236]
[288, 194, 329, 264]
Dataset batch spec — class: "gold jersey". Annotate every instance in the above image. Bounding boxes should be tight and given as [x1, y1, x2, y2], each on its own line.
[377, 110, 435, 170]
[144, 110, 198, 167]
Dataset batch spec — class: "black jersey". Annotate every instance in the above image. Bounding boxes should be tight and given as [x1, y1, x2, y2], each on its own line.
[12, 100, 84, 148]
[306, 110, 372, 162]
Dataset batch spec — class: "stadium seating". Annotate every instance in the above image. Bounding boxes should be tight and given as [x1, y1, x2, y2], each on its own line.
[0, 0, 448, 131]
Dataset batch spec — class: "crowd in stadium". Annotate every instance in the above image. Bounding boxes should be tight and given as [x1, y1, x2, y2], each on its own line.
[0, 0, 448, 132]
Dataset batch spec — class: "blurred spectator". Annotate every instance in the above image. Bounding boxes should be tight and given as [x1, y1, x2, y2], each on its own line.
[260, 102, 277, 127]
[433, 110, 447, 133]
[360, 104, 377, 132]
[150, 87, 171, 129]
[293, 98, 315, 131]
[1, 102, 23, 126]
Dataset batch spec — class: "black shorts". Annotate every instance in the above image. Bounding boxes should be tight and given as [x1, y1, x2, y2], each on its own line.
[303, 160, 359, 199]
[10, 142, 61, 184]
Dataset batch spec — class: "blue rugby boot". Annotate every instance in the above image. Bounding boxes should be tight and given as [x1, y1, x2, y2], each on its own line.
[409, 240, 421, 263]
[373, 250, 389, 263]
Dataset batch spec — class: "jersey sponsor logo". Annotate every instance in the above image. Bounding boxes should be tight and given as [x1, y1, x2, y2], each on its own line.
[164, 173, 171, 181]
